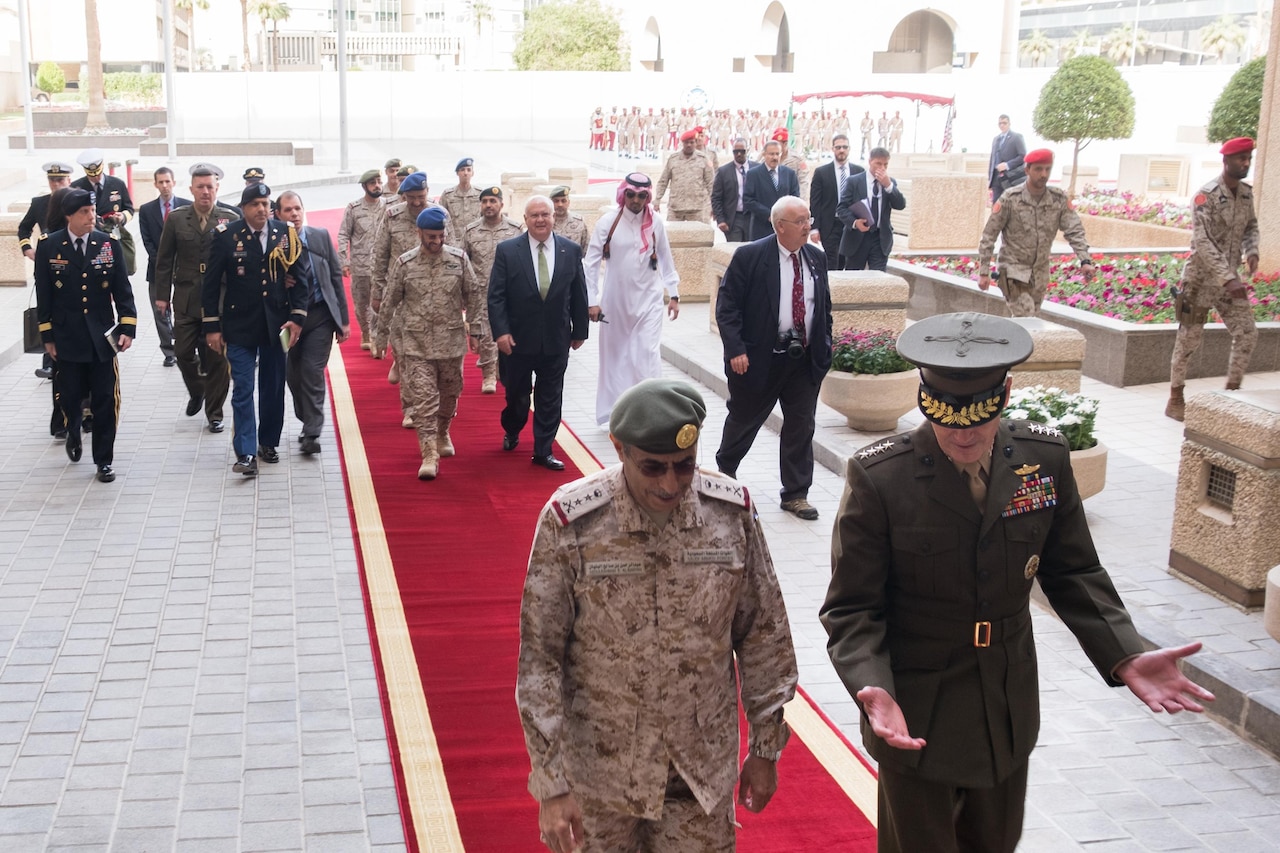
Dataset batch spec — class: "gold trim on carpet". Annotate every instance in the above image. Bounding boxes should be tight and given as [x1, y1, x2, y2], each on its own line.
[328, 345, 466, 852]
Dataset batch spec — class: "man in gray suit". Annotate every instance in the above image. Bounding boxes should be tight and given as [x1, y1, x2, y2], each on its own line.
[277, 191, 350, 456]
[988, 115, 1027, 203]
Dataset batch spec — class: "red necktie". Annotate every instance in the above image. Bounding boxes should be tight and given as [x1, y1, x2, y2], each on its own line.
[790, 252, 806, 345]
[163, 199, 170, 221]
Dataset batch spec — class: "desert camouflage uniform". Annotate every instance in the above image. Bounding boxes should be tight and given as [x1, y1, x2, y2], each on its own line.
[372, 201, 431, 413]
[439, 184, 481, 247]
[1170, 176, 1260, 388]
[375, 243, 486, 469]
[463, 214, 524, 388]
[554, 212, 590, 255]
[784, 150, 810, 203]
[978, 183, 1091, 317]
[337, 194, 385, 346]
[654, 151, 714, 222]
[516, 466, 797, 850]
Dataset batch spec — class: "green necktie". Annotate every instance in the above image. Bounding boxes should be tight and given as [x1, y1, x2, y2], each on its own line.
[537, 242, 550, 300]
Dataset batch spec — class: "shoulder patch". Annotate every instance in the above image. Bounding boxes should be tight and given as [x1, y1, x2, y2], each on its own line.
[696, 469, 750, 509]
[991, 201, 1001, 214]
[1194, 193, 1207, 207]
[549, 470, 617, 526]
[854, 434, 913, 466]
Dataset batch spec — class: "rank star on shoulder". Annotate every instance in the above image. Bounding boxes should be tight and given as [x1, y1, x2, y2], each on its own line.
[857, 440, 894, 460]
[1027, 423, 1061, 437]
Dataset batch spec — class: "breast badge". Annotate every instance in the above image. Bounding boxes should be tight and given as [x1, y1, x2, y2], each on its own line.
[1024, 555, 1040, 579]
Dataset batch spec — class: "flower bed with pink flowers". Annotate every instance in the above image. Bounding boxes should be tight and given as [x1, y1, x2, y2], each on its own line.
[1075, 187, 1193, 230]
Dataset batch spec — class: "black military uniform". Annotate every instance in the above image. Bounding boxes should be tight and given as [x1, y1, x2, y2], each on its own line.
[34, 191, 137, 482]
[72, 149, 138, 275]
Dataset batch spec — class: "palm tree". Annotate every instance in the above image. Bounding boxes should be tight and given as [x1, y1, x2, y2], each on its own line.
[1018, 29, 1054, 67]
[1200, 15, 1247, 63]
[84, 0, 108, 128]
[1061, 29, 1096, 61]
[258, 1, 292, 72]
[240, 0, 251, 69]
[468, 0, 494, 37]
[1103, 23, 1148, 65]
[174, 0, 211, 71]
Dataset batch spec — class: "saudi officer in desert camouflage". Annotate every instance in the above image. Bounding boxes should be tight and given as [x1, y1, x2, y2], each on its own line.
[462, 185, 523, 394]
[374, 207, 486, 480]
[550, 186, 590, 254]
[516, 378, 798, 853]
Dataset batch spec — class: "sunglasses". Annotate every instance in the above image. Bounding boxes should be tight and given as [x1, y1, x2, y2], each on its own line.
[732, 148, 747, 154]
[624, 190, 651, 200]
[833, 145, 850, 150]
[632, 456, 698, 478]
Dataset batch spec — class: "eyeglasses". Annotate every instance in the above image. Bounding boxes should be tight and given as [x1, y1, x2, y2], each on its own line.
[630, 455, 698, 478]
[779, 217, 815, 227]
[624, 190, 650, 200]
[833, 145, 850, 150]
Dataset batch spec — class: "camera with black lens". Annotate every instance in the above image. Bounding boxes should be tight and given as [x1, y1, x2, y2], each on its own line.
[779, 328, 806, 360]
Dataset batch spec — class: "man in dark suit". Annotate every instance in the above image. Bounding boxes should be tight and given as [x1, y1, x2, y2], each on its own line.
[19, 161, 74, 381]
[809, 133, 865, 269]
[715, 196, 833, 520]
[821, 313, 1212, 852]
[487, 195, 589, 472]
[72, 148, 137, 275]
[989, 114, 1027, 203]
[202, 183, 309, 476]
[138, 167, 191, 367]
[711, 137, 753, 243]
[277, 191, 350, 457]
[742, 140, 800, 242]
[34, 189, 138, 484]
[836, 147, 906, 272]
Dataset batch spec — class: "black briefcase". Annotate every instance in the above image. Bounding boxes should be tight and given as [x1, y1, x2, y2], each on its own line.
[23, 296, 42, 354]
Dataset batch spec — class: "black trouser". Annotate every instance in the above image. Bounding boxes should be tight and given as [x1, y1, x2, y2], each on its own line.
[845, 229, 889, 272]
[876, 759, 1028, 853]
[500, 349, 569, 458]
[716, 352, 820, 502]
[286, 307, 338, 439]
[57, 358, 120, 466]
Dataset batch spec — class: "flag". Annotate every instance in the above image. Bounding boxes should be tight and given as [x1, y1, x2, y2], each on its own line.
[786, 95, 794, 137]
[941, 104, 954, 154]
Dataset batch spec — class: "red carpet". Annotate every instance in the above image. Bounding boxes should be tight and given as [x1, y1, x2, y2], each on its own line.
[310, 209, 876, 851]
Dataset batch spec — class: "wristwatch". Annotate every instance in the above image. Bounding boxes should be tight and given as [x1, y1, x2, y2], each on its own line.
[749, 747, 782, 762]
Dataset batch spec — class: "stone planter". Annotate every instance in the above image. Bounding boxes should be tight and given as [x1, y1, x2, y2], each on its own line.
[820, 369, 918, 432]
[1070, 441, 1108, 500]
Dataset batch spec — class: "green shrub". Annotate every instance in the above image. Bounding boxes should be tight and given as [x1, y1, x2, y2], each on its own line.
[35, 61, 65, 95]
[104, 72, 161, 105]
[1208, 55, 1265, 142]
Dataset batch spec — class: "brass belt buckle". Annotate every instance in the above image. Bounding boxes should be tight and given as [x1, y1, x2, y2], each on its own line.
[974, 621, 992, 648]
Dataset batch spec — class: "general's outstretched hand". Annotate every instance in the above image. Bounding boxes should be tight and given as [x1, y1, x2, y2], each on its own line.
[1116, 642, 1214, 713]
[856, 686, 926, 751]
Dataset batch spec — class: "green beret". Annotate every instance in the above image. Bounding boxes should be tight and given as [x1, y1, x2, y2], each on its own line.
[479, 186, 502, 200]
[610, 379, 706, 454]
[549, 185, 570, 199]
[385, 158, 402, 170]
[396, 163, 417, 178]
[359, 169, 381, 185]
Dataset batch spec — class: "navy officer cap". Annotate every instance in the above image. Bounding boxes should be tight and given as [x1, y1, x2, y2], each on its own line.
[609, 378, 707, 454]
[240, 182, 272, 206]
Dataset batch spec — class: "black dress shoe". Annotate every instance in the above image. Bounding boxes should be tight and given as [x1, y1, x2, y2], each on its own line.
[186, 396, 203, 417]
[81, 416, 93, 433]
[300, 436, 321, 455]
[233, 455, 258, 476]
[53, 429, 68, 442]
[96, 465, 115, 483]
[257, 446, 279, 463]
[34, 367, 53, 380]
[163, 355, 177, 367]
[208, 420, 224, 433]
[65, 432, 82, 462]
[502, 433, 519, 452]
[531, 454, 566, 471]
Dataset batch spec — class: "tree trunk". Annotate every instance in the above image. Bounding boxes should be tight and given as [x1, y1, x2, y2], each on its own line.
[187, 7, 197, 71]
[84, 0, 108, 129]
[240, 0, 251, 70]
[272, 19, 279, 72]
[1068, 139, 1082, 197]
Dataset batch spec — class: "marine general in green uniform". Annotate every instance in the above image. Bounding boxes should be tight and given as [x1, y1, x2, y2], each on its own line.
[821, 313, 1214, 853]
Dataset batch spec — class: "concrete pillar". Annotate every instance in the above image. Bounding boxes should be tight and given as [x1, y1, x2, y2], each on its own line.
[1266, 566, 1280, 641]
[664, 220, 715, 302]
[0, 215, 31, 286]
[547, 167, 588, 196]
[706, 242, 746, 335]
[507, 176, 545, 215]
[1252, 0, 1280, 272]
[905, 174, 987, 250]
[827, 270, 909, 333]
[1008, 317, 1086, 394]
[998, 0, 1020, 74]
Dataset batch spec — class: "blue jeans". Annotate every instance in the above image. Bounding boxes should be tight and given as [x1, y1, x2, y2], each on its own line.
[226, 341, 287, 458]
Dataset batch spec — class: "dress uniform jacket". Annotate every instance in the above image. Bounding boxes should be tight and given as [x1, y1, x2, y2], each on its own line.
[517, 466, 797, 820]
[72, 174, 137, 272]
[154, 205, 240, 320]
[18, 194, 52, 253]
[201, 218, 308, 347]
[821, 420, 1144, 788]
[35, 228, 137, 360]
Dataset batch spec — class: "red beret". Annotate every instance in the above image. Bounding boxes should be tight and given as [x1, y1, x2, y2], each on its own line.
[1023, 148, 1054, 165]
[693, 125, 705, 134]
[771, 128, 789, 142]
[679, 129, 698, 142]
[1220, 137, 1255, 156]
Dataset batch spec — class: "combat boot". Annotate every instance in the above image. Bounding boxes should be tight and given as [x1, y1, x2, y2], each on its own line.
[402, 414, 414, 429]
[388, 360, 400, 384]
[418, 445, 439, 480]
[1165, 385, 1186, 422]
[437, 420, 455, 457]
[1226, 379, 1242, 391]
[481, 366, 497, 394]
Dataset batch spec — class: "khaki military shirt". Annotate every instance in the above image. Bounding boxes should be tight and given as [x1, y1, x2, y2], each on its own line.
[371, 201, 424, 304]
[516, 466, 797, 820]
[654, 151, 714, 214]
[1182, 176, 1259, 289]
[463, 216, 524, 286]
[153, 204, 240, 317]
[978, 184, 1090, 285]
[377, 244, 486, 358]
[337, 195, 385, 277]
[553, 213, 590, 255]
[439, 185, 481, 246]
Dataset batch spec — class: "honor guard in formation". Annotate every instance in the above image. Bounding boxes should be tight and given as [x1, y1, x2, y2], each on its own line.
[337, 169, 386, 350]
[202, 183, 309, 476]
[439, 157, 481, 246]
[34, 189, 138, 484]
[72, 148, 137, 275]
[653, 130, 714, 222]
[821, 313, 1213, 852]
[375, 207, 487, 480]
[462, 185, 523, 394]
[549, 186, 589, 254]
[977, 149, 1094, 317]
[516, 379, 798, 851]
[19, 160, 74, 380]
[154, 163, 239, 433]
[1165, 137, 1260, 420]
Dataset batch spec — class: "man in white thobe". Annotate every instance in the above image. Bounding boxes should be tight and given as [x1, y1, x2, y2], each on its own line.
[584, 173, 680, 426]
